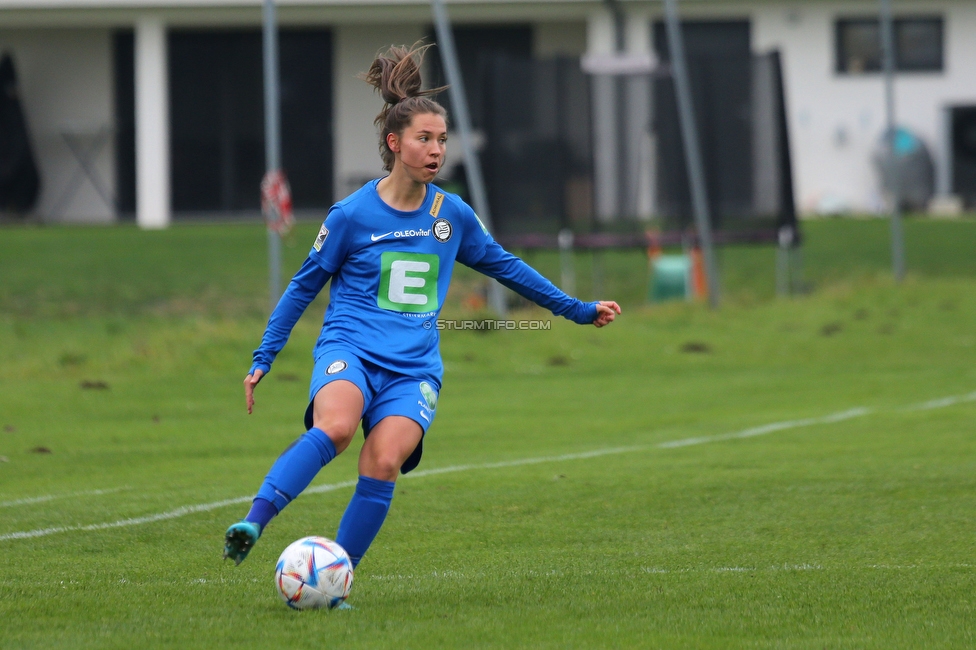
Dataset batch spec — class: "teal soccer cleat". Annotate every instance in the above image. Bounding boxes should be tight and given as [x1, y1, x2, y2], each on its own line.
[223, 521, 261, 566]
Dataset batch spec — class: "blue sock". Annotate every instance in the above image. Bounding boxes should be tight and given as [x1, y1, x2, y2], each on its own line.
[335, 476, 395, 568]
[252, 427, 337, 522]
[244, 498, 278, 532]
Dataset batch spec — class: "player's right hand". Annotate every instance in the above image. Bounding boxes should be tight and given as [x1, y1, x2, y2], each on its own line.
[244, 369, 265, 415]
[593, 301, 621, 328]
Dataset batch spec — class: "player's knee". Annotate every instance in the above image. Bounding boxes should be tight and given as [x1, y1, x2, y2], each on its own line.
[374, 456, 401, 480]
[313, 416, 358, 452]
[362, 450, 401, 482]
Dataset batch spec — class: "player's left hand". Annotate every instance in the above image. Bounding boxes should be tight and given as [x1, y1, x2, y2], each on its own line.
[593, 301, 621, 328]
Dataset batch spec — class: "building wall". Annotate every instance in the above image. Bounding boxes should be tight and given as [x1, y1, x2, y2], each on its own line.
[0, 27, 115, 222]
[751, 0, 976, 214]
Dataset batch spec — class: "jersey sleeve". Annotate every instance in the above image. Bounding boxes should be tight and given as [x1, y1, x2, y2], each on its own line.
[250, 258, 332, 375]
[466, 240, 599, 325]
[455, 203, 493, 267]
[308, 205, 352, 273]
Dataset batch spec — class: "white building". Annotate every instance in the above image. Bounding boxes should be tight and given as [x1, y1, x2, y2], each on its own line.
[0, 0, 972, 227]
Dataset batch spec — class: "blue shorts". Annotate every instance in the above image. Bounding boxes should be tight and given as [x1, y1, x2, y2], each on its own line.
[303, 346, 440, 474]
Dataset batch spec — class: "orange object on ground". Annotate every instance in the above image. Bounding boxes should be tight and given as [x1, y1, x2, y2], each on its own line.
[690, 247, 707, 299]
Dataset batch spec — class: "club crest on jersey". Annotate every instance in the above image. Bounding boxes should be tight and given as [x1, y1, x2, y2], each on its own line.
[326, 360, 347, 375]
[313, 225, 329, 251]
[431, 218, 452, 243]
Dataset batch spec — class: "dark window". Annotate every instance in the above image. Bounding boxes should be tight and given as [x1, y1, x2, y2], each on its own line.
[426, 25, 532, 131]
[836, 16, 943, 74]
[168, 29, 332, 215]
[478, 55, 592, 234]
[897, 19, 943, 71]
[836, 20, 881, 73]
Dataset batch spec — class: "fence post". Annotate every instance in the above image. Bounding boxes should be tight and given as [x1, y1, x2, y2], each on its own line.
[558, 229, 577, 296]
[776, 225, 793, 297]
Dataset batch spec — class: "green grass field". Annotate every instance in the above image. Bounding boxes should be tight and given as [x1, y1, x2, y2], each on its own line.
[1, 218, 975, 648]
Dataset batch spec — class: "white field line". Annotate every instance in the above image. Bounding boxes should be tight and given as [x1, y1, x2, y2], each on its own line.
[0, 487, 128, 509]
[903, 391, 976, 412]
[303, 479, 358, 496]
[365, 562, 976, 582]
[0, 482, 362, 541]
[403, 445, 649, 480]
[1, 391, 972, 543]
[0, 496, 250, 541]
[656, 408, 871, 449]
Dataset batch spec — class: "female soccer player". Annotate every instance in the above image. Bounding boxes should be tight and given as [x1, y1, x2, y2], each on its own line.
[223, 43, 620, 570]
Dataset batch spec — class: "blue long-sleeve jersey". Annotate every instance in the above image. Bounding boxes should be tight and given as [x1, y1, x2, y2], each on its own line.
[251, 180, 597, 380]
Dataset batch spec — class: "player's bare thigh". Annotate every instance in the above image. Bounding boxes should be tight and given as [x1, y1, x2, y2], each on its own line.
[359, 416, 423, 482]
[311, 379, 364, 454]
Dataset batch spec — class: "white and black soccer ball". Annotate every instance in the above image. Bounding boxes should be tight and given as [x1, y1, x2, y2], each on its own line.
[274, 536, 353, 610]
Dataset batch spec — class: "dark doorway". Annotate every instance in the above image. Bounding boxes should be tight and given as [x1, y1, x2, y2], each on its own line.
[951, 106, 976, 208]
[653, 20, 752, 230]
[278, 30, 334, 212]
[167, 28, 333, 215]
[113, 30, 136, 219]
[168, 30, 264, 213]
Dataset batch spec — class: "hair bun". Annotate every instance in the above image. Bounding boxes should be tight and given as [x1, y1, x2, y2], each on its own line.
[361, 42, 443, 106]
[359, 42, 449, 172]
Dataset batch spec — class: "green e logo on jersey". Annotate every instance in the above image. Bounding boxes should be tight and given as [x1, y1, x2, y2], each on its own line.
[378, 252, 439, 313]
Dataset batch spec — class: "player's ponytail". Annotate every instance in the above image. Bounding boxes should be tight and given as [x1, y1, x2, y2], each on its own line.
[360, 43, 447, 172]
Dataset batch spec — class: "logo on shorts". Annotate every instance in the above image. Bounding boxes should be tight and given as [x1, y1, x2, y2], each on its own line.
[431, 218, 452, 243]
[326, 360, 347, 375]
[419, 381, 438, 410]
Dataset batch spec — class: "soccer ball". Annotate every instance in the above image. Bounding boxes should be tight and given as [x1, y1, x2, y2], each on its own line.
[274, 537, 353, 610]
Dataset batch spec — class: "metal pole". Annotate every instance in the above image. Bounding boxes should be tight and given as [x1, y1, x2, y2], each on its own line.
[663, 0, 719, 308]
[558, 229, 576, 296]
[263, 0, 283, 311]
[605, 0, 628, 219]
[431, 0, 506, 316]
[776, 226, 793, 297]
[881, 0, 905, 282]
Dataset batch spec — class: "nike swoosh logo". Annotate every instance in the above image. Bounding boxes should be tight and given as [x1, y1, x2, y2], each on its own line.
[419, 411, 430, 422]
[371, 231, 394, 242]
